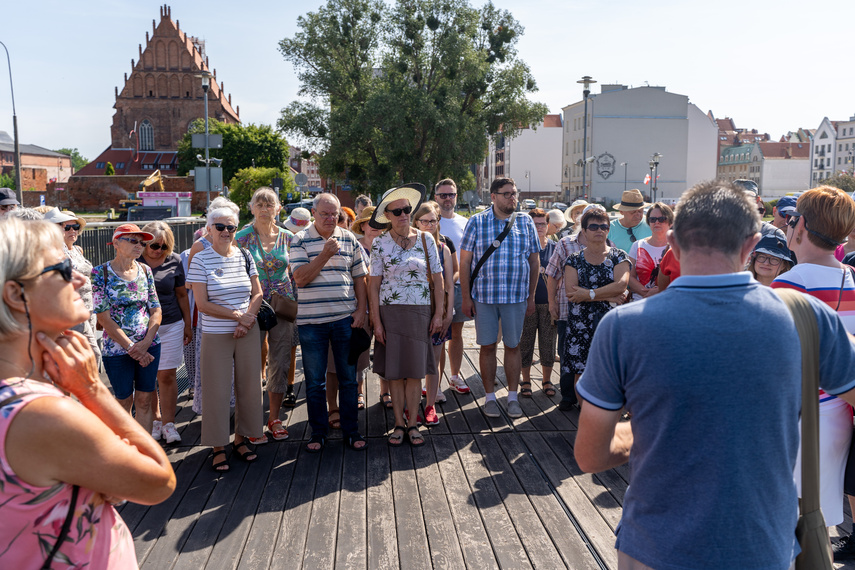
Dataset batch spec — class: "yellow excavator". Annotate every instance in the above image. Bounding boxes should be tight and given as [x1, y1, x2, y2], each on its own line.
[139, 169, 165, 192]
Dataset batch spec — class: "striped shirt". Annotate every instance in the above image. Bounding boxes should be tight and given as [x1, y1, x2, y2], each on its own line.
[186, 247, 257, 334]
[290, 224, 367, 325]
[460, 206, 541, 304]
[545, 234, 586, 320]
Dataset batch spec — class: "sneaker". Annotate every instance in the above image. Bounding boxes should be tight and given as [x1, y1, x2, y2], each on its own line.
[834, 534, 855, 561]
[151, 420, 162, 441]
[507, 400, 522, 418]
[558, 400, 575, 412]
[448, 375, 470, 394]
[424, 405, 439, 426]
[484, 399, 500, 418]
[435, 389, 447, 404]
[162, 422, 182, 444]
[421, 388, 427, 398]
[404, 409, 423, 426]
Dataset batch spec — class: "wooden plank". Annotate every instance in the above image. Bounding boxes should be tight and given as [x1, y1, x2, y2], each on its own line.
[121, 446, 193, 533]
[366, 440, 399, 570]
[335, 441, 368, 569]
[492, 348, 554, 432]
[302, 441, 345, 568]
[459, 349, 507, 433]
[237, 442, 301, 570]
[269, 446, 322, 570]
[434, 356, 473, 435]
[389, 443, 431, 569]
[561, 431, 628, 506]
[452, 433, 532, 569]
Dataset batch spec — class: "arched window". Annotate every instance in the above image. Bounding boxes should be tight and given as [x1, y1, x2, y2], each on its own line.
[140, 120, 154, 151]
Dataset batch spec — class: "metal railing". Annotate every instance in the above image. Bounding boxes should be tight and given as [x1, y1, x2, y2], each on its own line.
[77, 218, 207, 266]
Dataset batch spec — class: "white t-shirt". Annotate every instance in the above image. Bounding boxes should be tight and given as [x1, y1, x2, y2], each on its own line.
[186, 247, 258, 334]
[439, 213, 468, 283]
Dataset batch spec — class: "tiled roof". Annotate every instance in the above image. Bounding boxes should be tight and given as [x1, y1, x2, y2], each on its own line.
[75, 149, 179, 176]
[757, 142, 810, 159]
[542, 114, 562, 128]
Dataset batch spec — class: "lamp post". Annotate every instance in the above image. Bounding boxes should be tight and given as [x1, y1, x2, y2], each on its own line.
[650, 153, 661, 202]
[577, 75, 596, 200]
[648, 161, 655, 202]
[196, 70, 213, 208]
[524, 169, 531, 196]
[0, 41, 22, 204]
[620, 162, 628, 192]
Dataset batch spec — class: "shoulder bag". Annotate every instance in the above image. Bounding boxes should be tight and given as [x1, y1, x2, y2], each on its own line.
[421, 231, 446, 320]
[253, 229, 298, 322]
[774, 288, 833, 570]
[469, 211, 518, 293]
[238, 247, 278, 331]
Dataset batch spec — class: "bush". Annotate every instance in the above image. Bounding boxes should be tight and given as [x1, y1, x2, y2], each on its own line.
[227, 167, 297, 224]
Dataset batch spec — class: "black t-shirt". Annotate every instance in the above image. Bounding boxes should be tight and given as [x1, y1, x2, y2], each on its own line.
[139, 252, 186, 325]
[439, 234, 456, 255]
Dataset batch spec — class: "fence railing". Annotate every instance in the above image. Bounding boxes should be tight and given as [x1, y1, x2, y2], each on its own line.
[78, 218, 207, 266]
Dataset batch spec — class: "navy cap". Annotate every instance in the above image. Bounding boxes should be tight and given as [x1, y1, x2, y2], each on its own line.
[776, 196, 798, 216]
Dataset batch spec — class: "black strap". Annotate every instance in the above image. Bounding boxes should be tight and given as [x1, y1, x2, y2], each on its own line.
[836, 266, 855, 312]
[42, 484, 79, 569]
[470, 211, 518, 287]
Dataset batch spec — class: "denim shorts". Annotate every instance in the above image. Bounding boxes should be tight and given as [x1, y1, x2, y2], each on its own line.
[103, 343, 161, 400]
[473, 300, 527, 348]
[451, 282, 473, 323]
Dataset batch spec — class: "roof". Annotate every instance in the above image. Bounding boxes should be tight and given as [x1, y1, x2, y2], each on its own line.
[542, 114, 562, 128]
[0, 132, 70, 158]
[716, 118, 737, 131]
[757, 142, 810, 159]
[75, 148, 178, 176]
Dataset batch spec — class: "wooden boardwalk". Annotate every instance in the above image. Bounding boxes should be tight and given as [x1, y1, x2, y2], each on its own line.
[116, 339, 855, 569]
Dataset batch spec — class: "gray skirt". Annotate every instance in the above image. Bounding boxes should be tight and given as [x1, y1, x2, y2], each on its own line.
[373, 304, 436, 380]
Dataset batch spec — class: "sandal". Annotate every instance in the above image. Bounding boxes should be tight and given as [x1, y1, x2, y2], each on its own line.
[407, 426, 426, 447]
[328, 409, 341, 430]
[305, 434, 326, 454]
[387, 425, 406, 447]
[346, 433, 368, 451]
[542, 381, 556, 397]
[211, 449, 229, 472]
[266, 419, 289, 441]
[380, 393, 393, 409]
[519, 381, 533, 398]
[357, 393, 365, 410]
[282, 390, 297, 408]
[233, 440, 258, 463]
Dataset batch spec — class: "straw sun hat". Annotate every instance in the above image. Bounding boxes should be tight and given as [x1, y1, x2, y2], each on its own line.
[369, 183, 426, 227]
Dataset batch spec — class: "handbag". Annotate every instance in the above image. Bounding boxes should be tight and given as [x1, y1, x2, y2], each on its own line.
[239, 247, 278, 331]
[253, 227, 299, 322]
[774, 288, 833, 570]
[421, 231, 446, 320]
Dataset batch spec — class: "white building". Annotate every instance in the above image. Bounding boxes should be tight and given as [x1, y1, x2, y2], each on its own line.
[561, 85, 717, 204]
[810, 116, 855, 185]
[481, 114, 563, 204]
[751, 142, 811, 197]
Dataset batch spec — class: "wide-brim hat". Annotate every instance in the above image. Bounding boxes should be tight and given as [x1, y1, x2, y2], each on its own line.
[62, 210, 86, 229]
[0, 187, 19, 206]
[565, 199, 590, 222]
[43, 207, 78, 225]
[754, 234, 792, 263]
[613, 189, 650, 212]
[370, 183, 425, 226]
[109, 223, 154, 245]
[284, 207, 312, 233]
[352, 206, 378, 235]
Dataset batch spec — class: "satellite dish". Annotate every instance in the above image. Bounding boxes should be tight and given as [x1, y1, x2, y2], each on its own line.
[463, 190, 480, 208]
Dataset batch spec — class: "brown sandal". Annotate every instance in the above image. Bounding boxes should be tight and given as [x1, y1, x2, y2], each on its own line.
[328, 409, 341, 430]
[542, 381, 556, 397]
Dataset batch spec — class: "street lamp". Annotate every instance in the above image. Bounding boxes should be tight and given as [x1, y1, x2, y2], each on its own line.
[195, 70, 213, 208]
[524, 169, 531, 196]
[0, 41, 22, 204]
[620, 162, 628, 192]
[650, 153, 662, 202]
[577, 75, 596, 200]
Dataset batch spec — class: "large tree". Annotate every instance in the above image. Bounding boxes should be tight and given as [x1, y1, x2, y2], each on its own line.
[176, 119, 290, 185]
[54, 148, 89, 172]
[278, 0, 548, 196]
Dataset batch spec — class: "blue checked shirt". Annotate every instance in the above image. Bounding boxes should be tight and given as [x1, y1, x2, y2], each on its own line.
[460, 206, 541, 304]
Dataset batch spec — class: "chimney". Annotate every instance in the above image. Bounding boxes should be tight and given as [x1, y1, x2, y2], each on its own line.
[237, 105, 240, 117]
[228, 93, 231, 105]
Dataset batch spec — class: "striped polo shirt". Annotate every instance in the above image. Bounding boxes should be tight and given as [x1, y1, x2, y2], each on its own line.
[290, 224, 367, 325]
[186, 246, 257, 334]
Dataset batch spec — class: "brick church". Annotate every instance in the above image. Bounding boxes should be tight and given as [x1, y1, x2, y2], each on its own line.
[77, 5, 240, 177]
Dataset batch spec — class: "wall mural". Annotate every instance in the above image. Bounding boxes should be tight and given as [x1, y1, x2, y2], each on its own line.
[597, 152, 616, 179]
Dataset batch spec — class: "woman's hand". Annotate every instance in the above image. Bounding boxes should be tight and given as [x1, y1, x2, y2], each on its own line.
[374, 320, 386, 345]
[36, 330, 100, 398]
[234, 323, 249, 339]
[183, 325, 193, 346]
[137, 352, 155, 368]
[430, 314, 443, 336]
[441, 301, 453, 331]
[568, 286, 593, 303]
[127, 339, 151, 361]
[238, 311, 256, 329]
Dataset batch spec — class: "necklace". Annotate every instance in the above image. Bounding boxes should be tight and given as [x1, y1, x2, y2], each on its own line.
[393, 231, 412, 250]
[0, 355, 29, 377]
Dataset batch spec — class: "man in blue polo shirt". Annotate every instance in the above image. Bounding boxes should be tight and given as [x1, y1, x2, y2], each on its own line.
[607, 188, 652, 253]
[460, 177, 540, 418]
[574, 180, 855, 570]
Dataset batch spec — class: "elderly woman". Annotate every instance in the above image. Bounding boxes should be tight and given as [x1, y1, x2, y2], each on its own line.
[748, 234, 793, 287]
[236, 187, 296, 442]
[412, 201, 456, 425]
[43, 208, 101, 367]
[627, 202, 674, 301]
[772, 185, 855, 534]
[0, 217, 175, 568]
[338, 206, 356, 230]
[369, 185, 444, 446]
[187, 202, 265, 472]
[92, 224, 162, 432]
[139, 221, 191, 445]
[563, 208, 630, 401]
[547, 208, 569, 241]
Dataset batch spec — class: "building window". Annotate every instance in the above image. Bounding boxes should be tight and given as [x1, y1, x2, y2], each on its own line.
[159, 163, 173, 170]
[95, 162, 106, 169]
[139, 120, 155, 151]
[827, 158, 831, 166]
[115, 162, 125, 169]
[839, 157, 842, 165]
[840, 144, 843, 152]
[142, 164, 155, 170]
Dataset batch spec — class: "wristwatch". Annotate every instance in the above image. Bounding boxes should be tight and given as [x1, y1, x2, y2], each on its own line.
[588, 289, 595, 300]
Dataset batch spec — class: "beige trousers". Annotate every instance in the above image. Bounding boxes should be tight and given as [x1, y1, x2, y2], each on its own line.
[260, 320, 294, 393]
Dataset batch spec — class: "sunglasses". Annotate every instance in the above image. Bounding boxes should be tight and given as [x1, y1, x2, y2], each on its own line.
[586, 223, 610, 232]
[146, 242, 165, 250]
[386, 205, 412, 217]
[213, 223, 237, 233]
[40, 258, 74, 282]
[754, 253, 782, 266]
[435, 193, 456, 199]
[64, 223, 81, 232]
[787, 214, 801, 229]
[117, 236, 144, 245]
[648, 216, 669, 224]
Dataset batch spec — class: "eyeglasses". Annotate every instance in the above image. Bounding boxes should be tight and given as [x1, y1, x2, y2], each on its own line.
[213, 223, 237, 233]
[586, 223, 610, 232]
[754, 253, 782, 266]
[315, 211, 339, 220]
[40, 258, 74, 282]
[417, 218, 438, 226]
[435, 193, 456, 199]
[386, 205, 412, 217]
[146, 242, 165, 250]
[495, 191, 518, 199]
[533, 222, 548, 228]
[648, 216, 669, 224]
[787, 214, 801, 229]
[117, 236, 144, 245]
[63, 223, 81, 232]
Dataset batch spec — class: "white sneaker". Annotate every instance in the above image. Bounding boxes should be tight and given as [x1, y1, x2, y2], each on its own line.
[162, 422, 182, 444]
[448, 375, 471, 394]
[151, 420, 162, 440]
[435, 388, 447, 403]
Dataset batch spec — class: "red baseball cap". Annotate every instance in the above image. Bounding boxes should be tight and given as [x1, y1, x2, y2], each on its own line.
[108, 223, 154, 245]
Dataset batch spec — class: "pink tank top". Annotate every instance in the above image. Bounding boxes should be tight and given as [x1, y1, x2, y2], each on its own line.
[0, 378, 137, 569]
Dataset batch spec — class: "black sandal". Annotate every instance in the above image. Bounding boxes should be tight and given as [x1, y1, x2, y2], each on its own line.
[407, 426, 426, 447]
[305, 434, 326, 454]
[282, 390, 297, 408]
[211, 449, 229, 472]
[233, 440, 258, 463]
[519, 381, 533, 398]
[542, 381, 556, 397]
[346, 433, 368, 451]
[387, 425, 406, 447]
[380, 392, 393, 409]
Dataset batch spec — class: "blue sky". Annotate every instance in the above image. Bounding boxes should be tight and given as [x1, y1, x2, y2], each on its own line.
[1, 0, 853, 162]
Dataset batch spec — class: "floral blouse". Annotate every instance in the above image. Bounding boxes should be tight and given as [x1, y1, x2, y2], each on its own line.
[370, 230, 442, 306]
[235, 225, 296, 301]
[0, 378, 137, 569]
[91, 261, 161, 357]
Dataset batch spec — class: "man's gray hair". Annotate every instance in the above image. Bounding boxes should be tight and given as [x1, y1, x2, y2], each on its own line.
[672, 180, 760, 255]
[7, 208, 44, 221]
[313, 193, 340, 209]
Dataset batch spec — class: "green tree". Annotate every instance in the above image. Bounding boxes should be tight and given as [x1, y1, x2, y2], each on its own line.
[0, 172, 14, 190]
[820, 173, 855, 194]
[227, 166, 298, 219]
[176, 119, 290, 184]
[278, 0, 548, 194]
[104, 162, 116, 176]
[53, 148, 89, 172]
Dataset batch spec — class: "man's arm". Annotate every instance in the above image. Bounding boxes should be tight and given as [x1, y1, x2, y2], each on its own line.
[526, 251, 539, 316]
[459, 249, 475, 317]
[292, 238, 339, 287]
[351, 273, 367, 328]
[574, 404, 633, 473]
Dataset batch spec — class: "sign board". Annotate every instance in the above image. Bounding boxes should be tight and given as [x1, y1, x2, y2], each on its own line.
[294, 173, 308, 186]
[194, 167, 224, 193]
[286, 193, 293, 201]
[342, 184, 352, 193]
[39, 195, 45, 206]
[191, 133, 223, 149]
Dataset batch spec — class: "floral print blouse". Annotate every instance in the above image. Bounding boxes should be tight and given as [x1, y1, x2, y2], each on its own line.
[0, 378, 137, 569]
[235, 225, 296, 301]
[370, 230, 442, 306]
[91, 261, 161, 357]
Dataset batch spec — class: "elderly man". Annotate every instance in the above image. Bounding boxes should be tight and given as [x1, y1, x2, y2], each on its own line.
[0, 187, 20, 217]
[460, 177, 540, 418]
[290, 193, 368, 452]
[574, 180, 855, 570]
[607, 189, 651, 253]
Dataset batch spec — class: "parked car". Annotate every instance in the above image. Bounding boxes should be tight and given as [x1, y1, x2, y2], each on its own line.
[522, 199, 537, 210]
[552, 202, 568, 210]
[284, 199, 314, 214]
